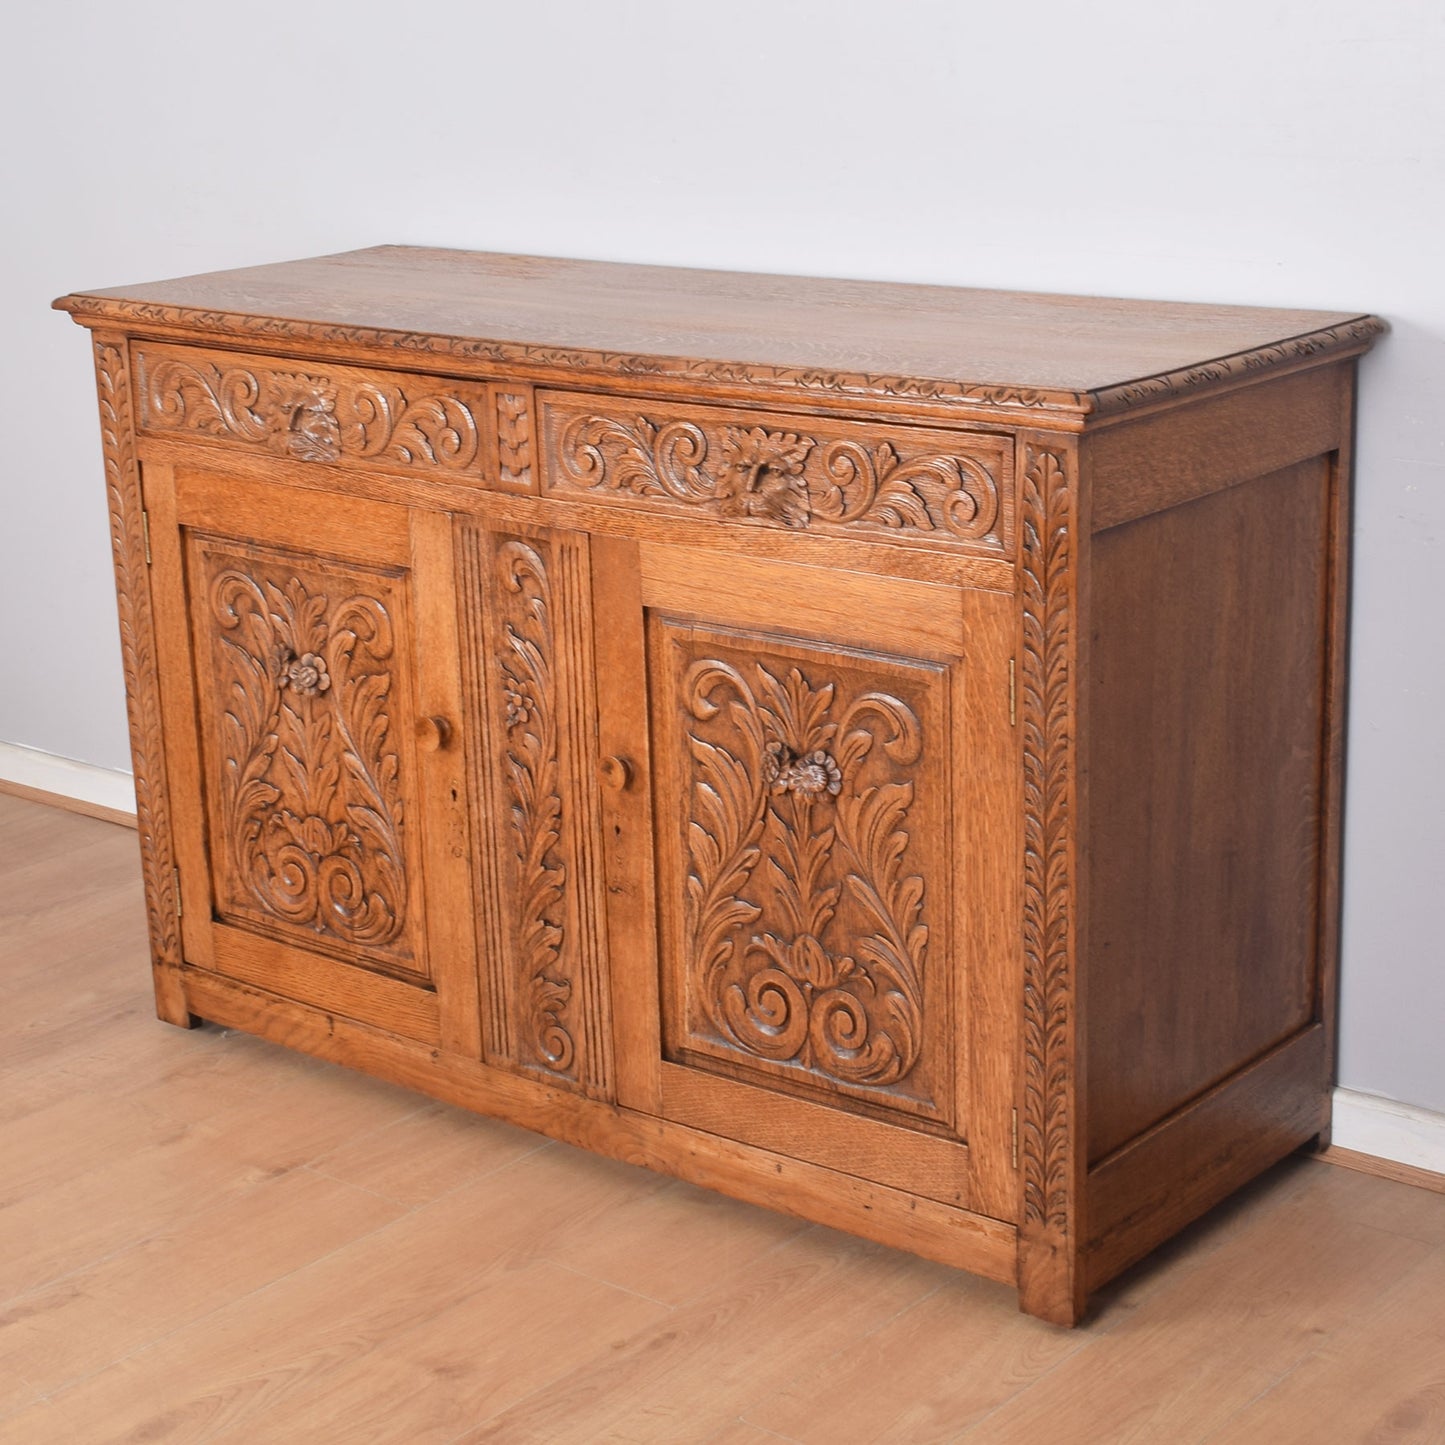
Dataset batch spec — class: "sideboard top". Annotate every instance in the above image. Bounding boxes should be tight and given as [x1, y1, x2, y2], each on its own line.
[56, 245, 1384, 417]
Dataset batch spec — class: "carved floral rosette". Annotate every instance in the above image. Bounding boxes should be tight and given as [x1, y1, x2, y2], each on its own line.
[202, 547, 415, 969]
[542, 394, 1011, 554]
[674, 646, 941, 1112]
[135, 344, 487, 479]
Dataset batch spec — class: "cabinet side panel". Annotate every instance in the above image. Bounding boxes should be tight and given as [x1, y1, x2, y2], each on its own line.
[91, 338, 189, 1024]
[1086, 456, 1331, 1164]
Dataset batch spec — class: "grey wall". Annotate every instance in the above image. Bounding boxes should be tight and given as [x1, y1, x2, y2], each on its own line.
[4, 1, 1441, 1111]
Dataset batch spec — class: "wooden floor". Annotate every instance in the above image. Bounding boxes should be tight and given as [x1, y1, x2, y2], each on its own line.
[1, 793, 1442, 1444]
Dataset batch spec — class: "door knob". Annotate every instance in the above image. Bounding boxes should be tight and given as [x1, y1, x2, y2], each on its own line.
[598, 754, 633, 792]
[417, 715, 452, 752]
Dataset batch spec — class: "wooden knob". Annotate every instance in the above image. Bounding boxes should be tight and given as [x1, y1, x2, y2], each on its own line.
[598, 755, 633, 792]
[417, 715, 452, 752]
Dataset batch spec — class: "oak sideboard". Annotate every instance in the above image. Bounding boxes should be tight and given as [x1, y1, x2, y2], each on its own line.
[56, 248, 1383, 1324]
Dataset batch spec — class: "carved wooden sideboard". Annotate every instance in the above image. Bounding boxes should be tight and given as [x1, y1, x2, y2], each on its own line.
[56, 248, 1383, 1324]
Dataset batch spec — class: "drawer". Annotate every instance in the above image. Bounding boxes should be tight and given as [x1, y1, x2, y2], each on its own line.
[133, 342, 494, 485]
[538, 391, 1013, 557]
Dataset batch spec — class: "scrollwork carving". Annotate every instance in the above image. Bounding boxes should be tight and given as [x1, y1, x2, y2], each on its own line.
[1019, 444, 1076, 1237]
[136, 346, 484, 477]
[495, 541, 575, 1076]
[682, 658, 927, 1089]
[550, 403, 1006, 549]
[206, 558, 410, 956]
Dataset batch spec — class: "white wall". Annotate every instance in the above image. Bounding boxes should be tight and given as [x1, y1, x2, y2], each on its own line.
[4, 0, 1442, 1113]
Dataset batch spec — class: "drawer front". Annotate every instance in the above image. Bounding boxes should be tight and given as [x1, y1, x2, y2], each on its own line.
[133, 342, 494, 485]
[539, 391, 1013, 557]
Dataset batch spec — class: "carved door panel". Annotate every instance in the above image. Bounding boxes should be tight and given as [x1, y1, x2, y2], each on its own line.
[145, 463, 478, 1053]
[597, 539, 1018, 1216]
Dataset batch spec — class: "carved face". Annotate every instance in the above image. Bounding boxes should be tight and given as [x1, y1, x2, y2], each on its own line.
[715, 426, 812, 528]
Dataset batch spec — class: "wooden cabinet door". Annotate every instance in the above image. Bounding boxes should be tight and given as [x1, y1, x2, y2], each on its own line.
[596, 539, 1018, 1217]
[145, 463, 479, 1054]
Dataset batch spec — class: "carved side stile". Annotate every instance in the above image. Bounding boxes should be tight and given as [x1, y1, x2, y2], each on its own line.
[92, 339, 186, 1017]
[1018, 440, 1083, 1322]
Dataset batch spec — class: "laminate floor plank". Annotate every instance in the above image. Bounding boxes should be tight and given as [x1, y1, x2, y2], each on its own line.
[0, 1167, 406, 1403]
[705, 1421, 804, 1444]
[952, 1176, 1436, 1444]
[306, 1099, 547, 1209]
[2, 798, 1444, 1444]
[201, 1261, 671, 1445]
[461, 1228, 947, 1444]
[0, 1148, 679, 1442]
[539, 1175, 809, 1307]
[1202, 1245, 1445, 1444]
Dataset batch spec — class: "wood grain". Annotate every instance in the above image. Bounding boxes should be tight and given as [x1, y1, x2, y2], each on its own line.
[55, 246, 1381, 417]
[1086, 458, 1331, 1161]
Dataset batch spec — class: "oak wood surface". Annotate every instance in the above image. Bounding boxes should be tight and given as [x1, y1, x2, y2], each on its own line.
[1086, 458, 1330, 1162]
[1083, 361, 1348, 530]
[4, 795, 1444, 1443]
[55, 246, 1378, 412]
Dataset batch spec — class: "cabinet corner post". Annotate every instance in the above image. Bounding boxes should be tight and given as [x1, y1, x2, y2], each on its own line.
[1016, 434, 1088, 1325]
[91, 333, 189, 1025]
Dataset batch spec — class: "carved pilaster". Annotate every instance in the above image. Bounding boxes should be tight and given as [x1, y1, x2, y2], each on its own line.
[461, 523, 612, 1097]
[1017, 439, 1083, 1322]
[92, 337, 191, 1025]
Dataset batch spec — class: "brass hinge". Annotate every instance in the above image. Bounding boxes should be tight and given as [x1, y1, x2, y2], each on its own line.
[1012, 1107, 1019, 1170]
[1008, 657, 1016, 727]
[141, 509, 153, 567]
[173, 866, 183, 918]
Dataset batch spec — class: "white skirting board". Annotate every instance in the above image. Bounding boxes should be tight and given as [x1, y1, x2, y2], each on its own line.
[0, 739, 137, 817]
[1332, 1087, 1445, 1178]
[3, 733, 1444, 1180]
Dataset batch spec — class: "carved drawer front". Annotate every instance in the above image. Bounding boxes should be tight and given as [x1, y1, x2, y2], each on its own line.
[459, 523, 613, 1098]
[652, 620, 956, 1129]
[134, 342, 494, 485]
[539, 391, 1013, 556]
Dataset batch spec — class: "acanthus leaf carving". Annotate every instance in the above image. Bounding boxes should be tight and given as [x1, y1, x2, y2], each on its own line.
[552, 404, 1004, 548]
[495, 391, 534, 489]
[496, 540, 576, 1077]
[682, 657, 927, 1091]
[1019, 443, 1076, 1238]
[207, 557, 410, 957]
[136, 346, 484, 478]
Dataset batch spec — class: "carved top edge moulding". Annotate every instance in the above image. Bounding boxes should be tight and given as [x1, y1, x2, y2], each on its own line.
[55, 247, 1386, 420]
